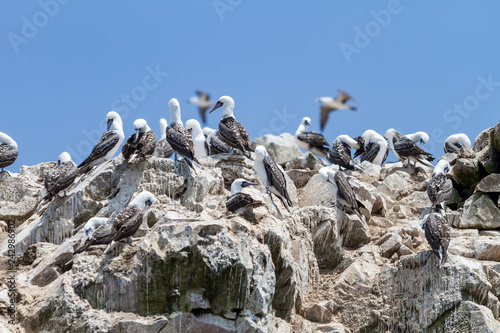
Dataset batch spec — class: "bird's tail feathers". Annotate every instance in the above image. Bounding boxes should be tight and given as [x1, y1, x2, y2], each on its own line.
[417, 157, 434, 168]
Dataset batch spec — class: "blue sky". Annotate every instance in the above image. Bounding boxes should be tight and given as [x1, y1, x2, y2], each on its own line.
[1, 1, 500, 171]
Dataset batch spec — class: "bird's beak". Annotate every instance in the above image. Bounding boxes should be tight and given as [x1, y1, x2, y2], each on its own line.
[107, 118, 113, 131]
[209, 101, 223, 114]
[242, 181, 258, 188]
[134, 129, 140, 143]
[305, 120, 311, 126]
[188, 128, 193, 135]
[144, 199, 153, 210]
[419, 139, 425, 147]
[326, 178, 335, 185]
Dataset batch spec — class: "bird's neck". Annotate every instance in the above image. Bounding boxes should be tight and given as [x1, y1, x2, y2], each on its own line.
[337, 135, 359, 149]
[296, 124, 308, 136]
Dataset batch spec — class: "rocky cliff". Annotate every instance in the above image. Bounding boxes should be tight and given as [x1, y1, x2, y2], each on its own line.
[1, 123, 500, 333]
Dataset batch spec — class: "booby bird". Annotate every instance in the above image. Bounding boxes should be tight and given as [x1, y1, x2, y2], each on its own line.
[43, 152, 78, 202]
[315, 90, 357, 131]
[393, 135, 434, 168]
[205, 128, 237, 155]
[427, 160, 453, 212]
[209, 96, 252, 157]
[188, 91, 213, 124]
[295, 117, 330, 159]
[74, 191, 156, 254]
[405, 131, 429, 147]
[166, 98, 200, 170]
[328, 134, 363, 170]
[78, 111, 125, 172]
[444, 133, 471, 154]
[254, 145, 293, 211]
[153, 118, 174, 158]
[185, 119, 208, 159]
[83, 217, 108, 241]
[359, 130, 388, 165]
[226, 178, 261, 212]
[384, 128, 404, 162]
[122, 118, 157, 162]
[318, 167, 363, 220]
[421, 212, 451, 267]
[0, 132, 19, 173]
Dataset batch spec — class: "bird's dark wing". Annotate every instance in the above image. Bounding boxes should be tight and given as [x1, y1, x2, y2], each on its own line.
[219, 117, 252, 152]
[297, 132, 330, 148]
[154, 139, 173, 158]
[79, 131, 120, 167]
[361, 142, 380, 163]
[199, 106, 209, 124]
[111, 204, 141, 236]
[226, 193, 258, 212]
[133, 130, 157, 160]
[329, 139, 353, 169]
[336, 90, 353, 104]
[320, 104, 336, 131]
[395, 137, 433, 160]
[0, 146, 19, 169]
[424, 213, 451, 264]
[122, 132, 143, 160]
[334, 171, 358, 211]
[167, 124, 196, 161]
[45, 161, 78, 196]
[264, 157, 292, 206]
[444, 141, 462, 154]
[74, 222, 115, 253]
[427, 174, 453, 205]
[196, 91, 209, 101]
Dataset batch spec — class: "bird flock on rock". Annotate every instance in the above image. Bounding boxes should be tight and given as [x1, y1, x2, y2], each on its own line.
[0, 90, 473, 263]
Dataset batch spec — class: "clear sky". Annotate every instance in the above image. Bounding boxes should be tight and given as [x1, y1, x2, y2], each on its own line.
[1, 1, 500, 171]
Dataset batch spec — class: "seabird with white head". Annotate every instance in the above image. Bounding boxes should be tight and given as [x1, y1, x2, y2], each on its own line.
[295, 117, 330, 159]
[421, 212, 451, 267]
[78, 111, 125, 173]
[384, 128, 404, 162]
[359, 130, 388, 165]
[166, 98, 200, 170]
[254, 145, 293, 211]
[226, 178, 261, 212]
[0, 132, 19, 173]
[188, 91, 213, 124]
[444, 133, 471, 154]
[122, 118, 157, 163]
[83, 217, 109, 241]
[427, 160, 453, 212]
[153, 118, 174, 158]
[315, 90, 357, 131]
[209, 96, 252, 157]
[43, 152, 78, 202]
[318, 167, 363, 220]
[405, 131, 429, 147]
[185, 119, 208, 159]
[389, 131, 434, 168]
[328, 134, 363, 170]
[204, 128, 237, 155]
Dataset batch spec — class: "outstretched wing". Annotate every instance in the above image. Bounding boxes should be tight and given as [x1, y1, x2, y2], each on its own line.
[336, 90, 353, 104]
[320, 104, 336, 131]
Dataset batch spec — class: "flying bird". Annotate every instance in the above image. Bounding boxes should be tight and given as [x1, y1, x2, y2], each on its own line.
[254, 145, 293, 211]
[357, 130, 388, 165]
[0, 132, 19, 173]
[226, 178, 261, 212]
[421, 212, 451, 267]
[444, 133, 472, 154]
[318, 167, 363, 221]
[328, 134, 363, 170]
[185, 119, 208, 159]
[295, 117, 330, 159]
[189, 91, 213, 124]
[78, 111, 125, 173]
[166, 98, 200, 170]
[122, 118, 157, 162]
[43, 152, 78, 202]
[153, 118, 174, 158]
[83, 217, 109, 241]
[315, 90, 357, 131]
[209, 96, 252, 157]
[427, 160, 453, 212]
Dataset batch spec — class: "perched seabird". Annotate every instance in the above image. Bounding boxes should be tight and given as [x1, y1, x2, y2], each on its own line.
[153, 118, 174, 158]
[359, 130, 388, 165]
[122, 118, 157, 162]
[328, 134, 363, 170]
[205, 128, 237, 155]
[83, 217, 108, 241]
[254, 145, 293, 211]
[295, 117, 330, 159]
[421, 212, 451, 267]
[78, 111, 125, 172]
[405, 131, 429, 147]
[0, 132, 19, 173]
[444, 133, 472, 154]
[185, 119, 208, 159]
[209, 96, 252, 157]
[43, 152, 78, 202]
[393, 136, 434, 168]
[74, 191, 156, 254]
[166, 98, 200, 170]
[318, 167, 363, 220]
[384, 128, 404, 162]
[427, 160, 453, 212]
[315, 90, 357, 131]
[188, 91, 213, 124]
[226, 178, 261, 212]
